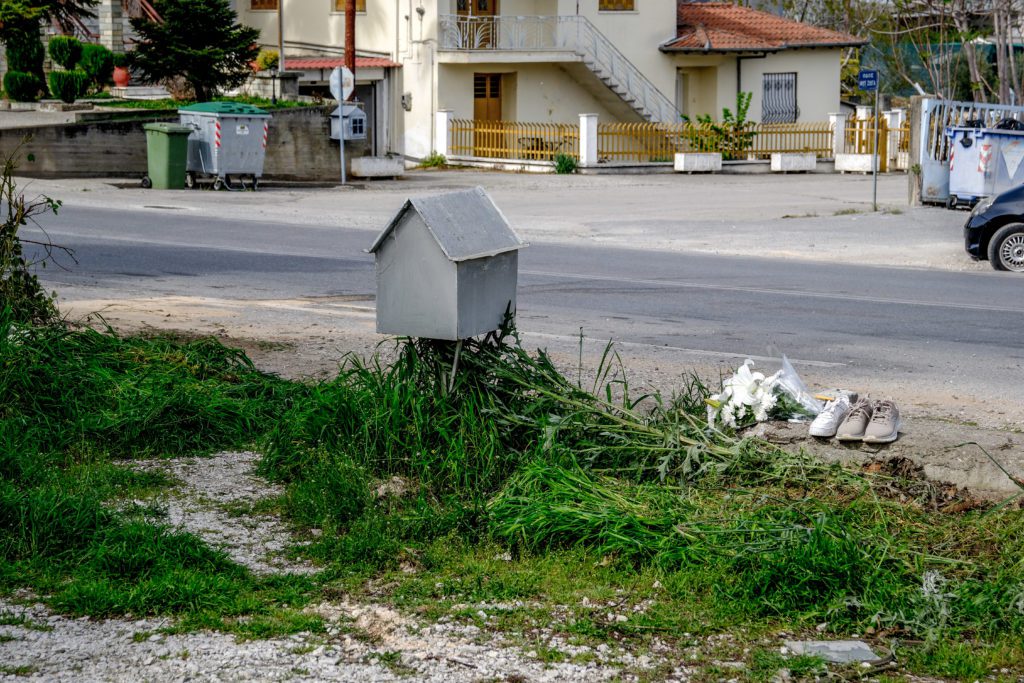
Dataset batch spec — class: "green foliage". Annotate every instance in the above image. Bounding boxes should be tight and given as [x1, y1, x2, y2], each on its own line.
[111, 52, 128, 68]
[78, 43, 113, 90]
[683, 91, 755, 161]
[47, 35, 82, 70]
[418, 151, 447, 168]
[255, 49, 279, 72]
[129, 0, 260, 101]
[554, 153, 577, 174]
[0, 152, 59, 323]
[2, 71, 42, 102]
[2, 21, 45, 75]
[46, 69, 88, 103]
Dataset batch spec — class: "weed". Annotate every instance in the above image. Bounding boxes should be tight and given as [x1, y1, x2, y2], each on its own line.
[554, 153, 577, 174]
[833, 207, 861, 216]
[0, 664, 36, 676]
[0, 149, 67, 325]
[418, 151, 447, 169]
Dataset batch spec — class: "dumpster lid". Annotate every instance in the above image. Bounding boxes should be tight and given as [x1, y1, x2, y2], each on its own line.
[178, 101, 270, 116]
[143, 122, 194, 134]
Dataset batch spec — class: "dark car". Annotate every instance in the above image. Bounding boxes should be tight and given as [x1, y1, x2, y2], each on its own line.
[964, 185, 1024, 271]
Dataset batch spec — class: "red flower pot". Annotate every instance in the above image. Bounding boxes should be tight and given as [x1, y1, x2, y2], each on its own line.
[113, 66, 130, 88]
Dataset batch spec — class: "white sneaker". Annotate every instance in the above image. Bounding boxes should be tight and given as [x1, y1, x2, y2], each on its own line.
[808, 393, 857, 438]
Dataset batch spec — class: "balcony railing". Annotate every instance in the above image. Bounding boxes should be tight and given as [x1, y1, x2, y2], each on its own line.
[439, 14, 680, 122]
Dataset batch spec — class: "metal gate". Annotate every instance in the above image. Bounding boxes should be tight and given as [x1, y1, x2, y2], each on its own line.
[918, 98, 1024, 204]
[762, 73, 798, 124]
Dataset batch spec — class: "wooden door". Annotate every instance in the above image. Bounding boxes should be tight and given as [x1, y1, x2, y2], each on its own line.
[457, 0, 497, 48]
[473, 73, 502, 157]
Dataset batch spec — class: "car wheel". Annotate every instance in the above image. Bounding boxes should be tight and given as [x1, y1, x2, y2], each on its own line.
[988, 223, 1024, 272]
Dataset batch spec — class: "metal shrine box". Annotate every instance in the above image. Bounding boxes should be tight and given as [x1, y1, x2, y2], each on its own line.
[329, 104, 367, 141]
[368, 187, 527, 340]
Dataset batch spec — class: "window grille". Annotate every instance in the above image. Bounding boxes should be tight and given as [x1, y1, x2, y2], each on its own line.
[762, 72, 798, 123]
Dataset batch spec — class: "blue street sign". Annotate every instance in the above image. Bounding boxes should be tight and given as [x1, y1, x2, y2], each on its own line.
[858, 69, 879, 91]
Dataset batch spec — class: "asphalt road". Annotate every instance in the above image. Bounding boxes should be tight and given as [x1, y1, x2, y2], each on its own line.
[24, 204, 1024, 420]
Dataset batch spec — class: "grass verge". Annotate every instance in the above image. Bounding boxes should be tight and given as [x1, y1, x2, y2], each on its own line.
[2, 310, 1022, 677]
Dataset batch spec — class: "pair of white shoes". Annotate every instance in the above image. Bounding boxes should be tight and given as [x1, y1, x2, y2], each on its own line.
[809, 394, 901, 443]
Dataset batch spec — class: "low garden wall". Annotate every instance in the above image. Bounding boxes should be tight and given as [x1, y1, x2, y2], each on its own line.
[0, 105, 359, 181]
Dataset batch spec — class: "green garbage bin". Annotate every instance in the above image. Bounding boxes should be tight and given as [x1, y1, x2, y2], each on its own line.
[142, 122, 193, 189]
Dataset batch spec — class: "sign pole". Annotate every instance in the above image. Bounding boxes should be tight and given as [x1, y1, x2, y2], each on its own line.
[330, 66, 354, 186]
[872, 88, 879, 211]
[340, 122, 347, 186]
[858, 68, 880, 212]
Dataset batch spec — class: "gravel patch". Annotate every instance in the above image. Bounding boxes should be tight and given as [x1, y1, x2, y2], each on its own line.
[126, 451, 315, 576]
[0, 452, 663, 681]
[0, 596, 644, 682]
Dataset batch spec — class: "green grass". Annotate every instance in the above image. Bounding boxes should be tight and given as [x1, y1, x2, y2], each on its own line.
[94, 95, 311, 111]
[2, 308, 1023, 676]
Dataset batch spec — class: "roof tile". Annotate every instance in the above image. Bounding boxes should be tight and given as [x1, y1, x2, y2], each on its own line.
[285, 56, 402, 69]
[662, 2, 866, 52]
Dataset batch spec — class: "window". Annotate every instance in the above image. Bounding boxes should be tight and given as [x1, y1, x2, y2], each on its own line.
[333, 0, 367, 11]
[598, 0, 635, 10]
[250, 0, 277, 9]
[762, 72, 798, 123]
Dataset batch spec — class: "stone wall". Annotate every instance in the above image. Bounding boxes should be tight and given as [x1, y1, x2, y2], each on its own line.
[1, 106, 365, 181]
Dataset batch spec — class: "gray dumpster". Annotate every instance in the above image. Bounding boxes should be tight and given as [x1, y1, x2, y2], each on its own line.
[178, 101, 271, 190]
[947, 125, 1024, 208]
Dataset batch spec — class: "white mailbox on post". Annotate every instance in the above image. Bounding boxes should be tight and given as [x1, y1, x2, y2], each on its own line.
[329, 104, 367, 141]
[368, 187, 527, 340]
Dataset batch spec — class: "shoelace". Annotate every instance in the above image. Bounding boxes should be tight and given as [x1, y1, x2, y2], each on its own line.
[819, 399, 847, 419]
[847, 401, 872, 419]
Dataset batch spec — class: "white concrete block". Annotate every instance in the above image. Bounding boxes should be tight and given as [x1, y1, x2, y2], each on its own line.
[834, 153, 879, 173]
[351, 156, 405, 178]
[673, 153, 722, 173]
[770, 152, 817, 172]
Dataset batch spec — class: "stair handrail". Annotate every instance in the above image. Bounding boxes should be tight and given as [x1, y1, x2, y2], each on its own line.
[561, 15, 679, 123]
[123, 0, 162, 23]
[438, 14, 679, 122]
[54, 14, 99, 42]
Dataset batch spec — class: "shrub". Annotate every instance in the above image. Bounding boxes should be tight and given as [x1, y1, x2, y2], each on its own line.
[0, 151, 61, 324]
[47, 70, 89, 104]
[3, 71, 43, 102]
[255, 49, 279, 72]
[48, 36, 83, 70]
[112, 52, 128, 68]
[419, 151, 447, 168]
[554, 153, 577, 174]
[79, 44, 114, 90]
[5, 26, 45, 75]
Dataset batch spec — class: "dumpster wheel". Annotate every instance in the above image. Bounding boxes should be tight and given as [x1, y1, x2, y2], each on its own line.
[241, 175, 259, 191]
[141, 175, 152, 189]
[185, 172, 197, 190]
[212, 177, 225, 191]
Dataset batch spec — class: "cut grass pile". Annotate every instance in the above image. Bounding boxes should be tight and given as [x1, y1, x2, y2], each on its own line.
[2, 310, 1022, 675]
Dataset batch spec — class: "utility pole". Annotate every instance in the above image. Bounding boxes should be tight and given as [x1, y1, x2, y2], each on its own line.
[277, 0, 285, 73]
[345, 0, 355, 97]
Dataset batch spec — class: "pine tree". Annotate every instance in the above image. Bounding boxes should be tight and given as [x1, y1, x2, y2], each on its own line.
[129, 0, 261, 101]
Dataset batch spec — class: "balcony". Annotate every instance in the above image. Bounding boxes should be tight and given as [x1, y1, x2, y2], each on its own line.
[438, 14, 572, 52]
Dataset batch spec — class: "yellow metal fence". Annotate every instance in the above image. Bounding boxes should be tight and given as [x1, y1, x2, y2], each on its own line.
[843, 117, 911, 172]
[448, 119, 870, 165]
[597, 121, 833, 162]
[450, 119, 579, 161]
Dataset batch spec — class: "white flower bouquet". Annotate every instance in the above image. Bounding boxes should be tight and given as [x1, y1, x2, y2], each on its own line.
[705, 358, 821, 430]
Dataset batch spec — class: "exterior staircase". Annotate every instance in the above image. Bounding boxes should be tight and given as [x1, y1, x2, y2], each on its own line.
[439, 14, 681, 123]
